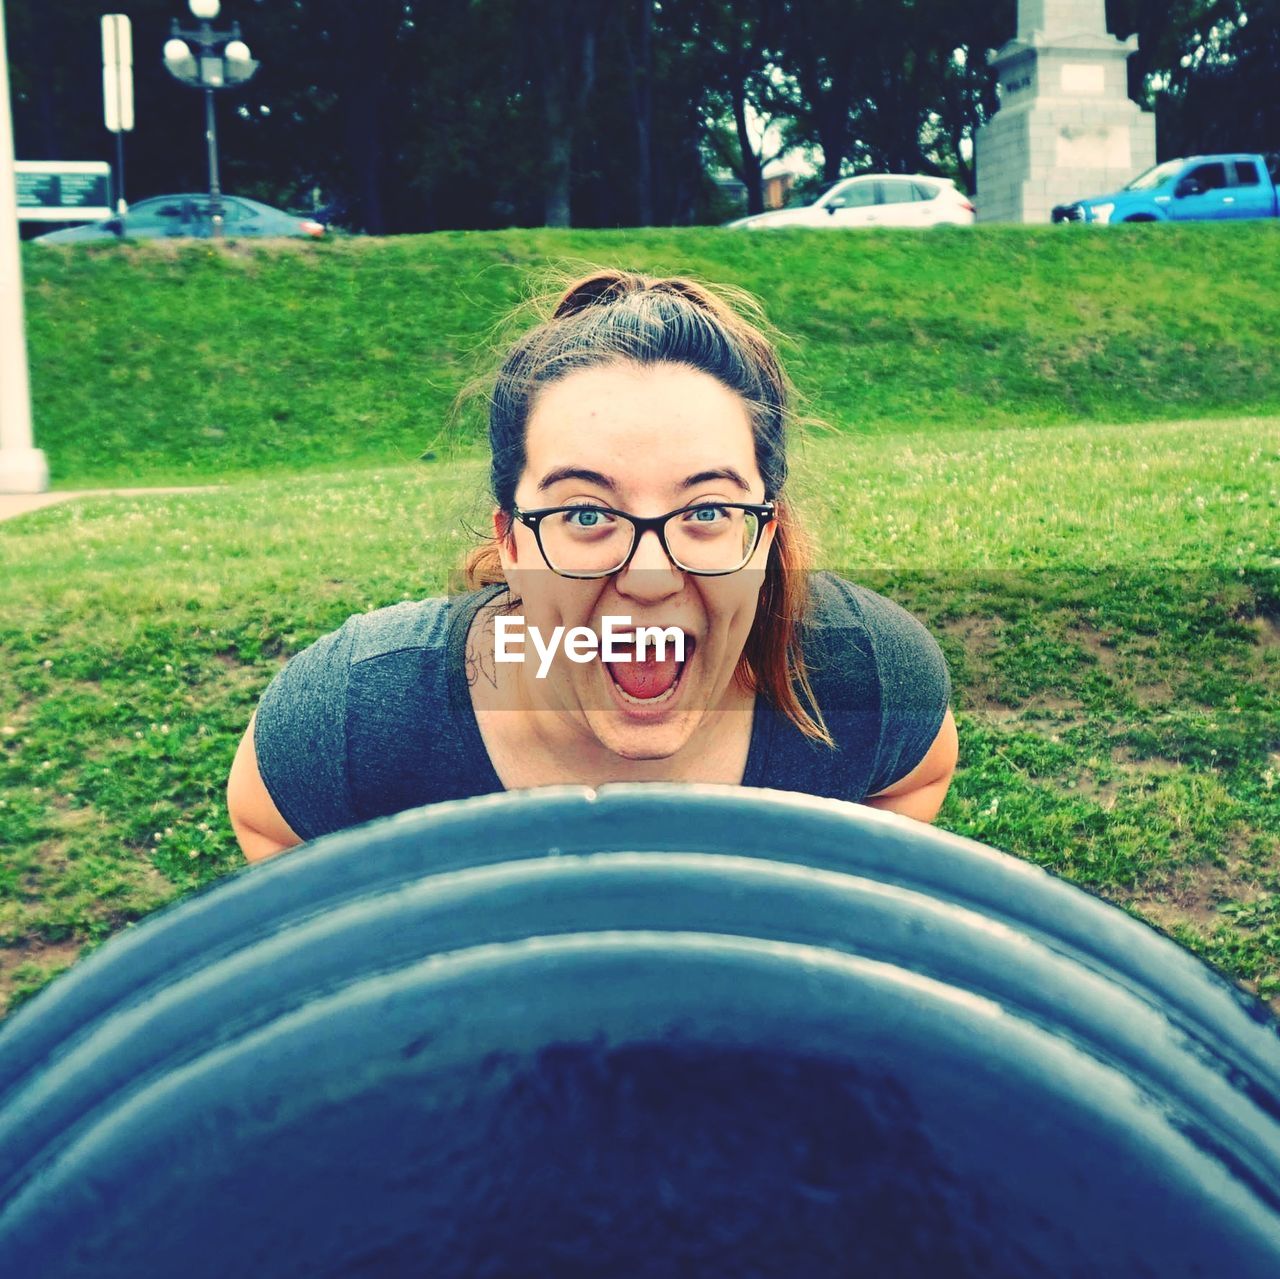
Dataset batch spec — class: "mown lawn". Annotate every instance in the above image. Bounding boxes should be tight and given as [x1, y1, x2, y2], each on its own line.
[3, 417, 1277, 1015]
[21, 221, 1280, 487]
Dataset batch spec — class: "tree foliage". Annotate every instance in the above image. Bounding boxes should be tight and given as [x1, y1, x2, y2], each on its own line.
[6, 0, 1278, 231]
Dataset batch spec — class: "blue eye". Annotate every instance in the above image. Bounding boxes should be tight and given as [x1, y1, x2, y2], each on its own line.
[686, 505, 727, 523]
[568, 507, 611, 528]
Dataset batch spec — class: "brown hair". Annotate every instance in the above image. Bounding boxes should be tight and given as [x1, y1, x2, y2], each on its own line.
[464, 269, 831, 746]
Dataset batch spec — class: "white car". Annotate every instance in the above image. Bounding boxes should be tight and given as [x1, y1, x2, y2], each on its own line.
[726, 174, 976, 229]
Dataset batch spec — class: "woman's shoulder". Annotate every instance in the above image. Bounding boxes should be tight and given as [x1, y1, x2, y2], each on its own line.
[805, 571, 916, 630]
[258, 585, 499, 753]
[257, 593, 478, 754]
[272, 586, 502, 689]
[802, 573, 944, 675]
[253, 586, 504, 839]
[338, 587, 496, 665]
[803, 576, 936, 686]
[796, 571, 951, 795]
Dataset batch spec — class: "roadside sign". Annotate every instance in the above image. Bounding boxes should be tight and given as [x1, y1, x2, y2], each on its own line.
[15, 162, 113, 222]
[102, 14, 135, 133]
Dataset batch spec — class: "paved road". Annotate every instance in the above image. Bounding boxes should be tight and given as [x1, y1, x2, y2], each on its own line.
[0, 487, 211, 524]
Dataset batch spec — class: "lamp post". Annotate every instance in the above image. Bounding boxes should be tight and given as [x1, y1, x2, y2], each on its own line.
[162, 0, 258, 236]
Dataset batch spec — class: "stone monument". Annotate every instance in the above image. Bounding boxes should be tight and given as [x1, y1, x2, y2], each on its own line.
[974, 0, 1156, 223]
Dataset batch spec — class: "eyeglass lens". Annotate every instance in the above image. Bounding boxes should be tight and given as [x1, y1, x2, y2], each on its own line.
[539, 507, 762, 575]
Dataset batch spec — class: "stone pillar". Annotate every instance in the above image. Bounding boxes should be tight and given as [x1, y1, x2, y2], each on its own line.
[0, 0, 48, 493]
[974, 0, 1156, 224]
[1020, 0, 1107, 39]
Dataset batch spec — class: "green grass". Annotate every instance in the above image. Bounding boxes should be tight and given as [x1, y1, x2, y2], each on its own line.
[3, 417, 1278, 1015]
[5, 226, 1279, 1014]
[21, 222, 1280, 487]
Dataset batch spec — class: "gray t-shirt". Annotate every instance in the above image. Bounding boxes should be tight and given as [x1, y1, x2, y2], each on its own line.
[255, 572, 951, 842]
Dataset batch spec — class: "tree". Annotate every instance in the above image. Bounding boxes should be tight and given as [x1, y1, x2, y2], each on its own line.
[9, 0, 178, 185]
[775, 0, 862, 183]
[774, 0, 1008, 190]
[1107, 0, 1232, 108]
[20, 0, 1271, 235]
[663, 0, 783, 216]
[1109, 0, 1280, 158]
[502, 0, 602, 227]
[915, 2, 1011, 191]
[615, 0, 656, 225]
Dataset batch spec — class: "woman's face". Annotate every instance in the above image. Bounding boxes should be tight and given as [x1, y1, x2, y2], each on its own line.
[498, 360, 777, 763]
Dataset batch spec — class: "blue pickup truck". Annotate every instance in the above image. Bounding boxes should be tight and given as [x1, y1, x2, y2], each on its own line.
[1052, 154, 1280, 224]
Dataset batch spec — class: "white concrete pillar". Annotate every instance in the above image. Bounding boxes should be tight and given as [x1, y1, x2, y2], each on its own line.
[976, 0, 1153, 223]
[0, 0, 49, 494]
[1020, 0, 1108, 40]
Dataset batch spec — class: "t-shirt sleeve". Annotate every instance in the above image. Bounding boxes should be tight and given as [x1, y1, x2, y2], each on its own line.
[252, 619, 360, 842]
[858, 589, 952, 796]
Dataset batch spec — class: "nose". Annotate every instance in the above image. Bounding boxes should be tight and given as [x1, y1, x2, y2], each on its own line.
[613, 528, 683, 603]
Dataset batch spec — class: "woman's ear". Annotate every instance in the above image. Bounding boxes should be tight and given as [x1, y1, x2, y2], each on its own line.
[757, 515, 779, 562]
[494, 508, 518, 574]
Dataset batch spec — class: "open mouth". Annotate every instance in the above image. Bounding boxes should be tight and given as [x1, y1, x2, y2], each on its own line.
[604, 634, 696, 706]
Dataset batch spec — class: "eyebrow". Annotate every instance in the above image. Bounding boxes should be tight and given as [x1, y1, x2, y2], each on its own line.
[537, 466, 752, 493]
[682, 468, 752, 493]
[537, 466, 616, 492]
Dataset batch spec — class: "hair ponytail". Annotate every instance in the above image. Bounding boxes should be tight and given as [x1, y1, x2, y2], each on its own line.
[551, 270, 643, 318]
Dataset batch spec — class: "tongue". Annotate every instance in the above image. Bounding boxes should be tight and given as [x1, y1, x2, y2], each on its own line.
[611, 654, 680, 700]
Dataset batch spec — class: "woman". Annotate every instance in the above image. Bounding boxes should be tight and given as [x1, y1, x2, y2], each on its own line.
[227, 270, 957, 861]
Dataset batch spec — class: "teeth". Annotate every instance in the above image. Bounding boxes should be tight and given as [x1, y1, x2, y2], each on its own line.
[615, 678, 679, 706]
[602, 631, 696, 659]
[608, 660, 685, 705]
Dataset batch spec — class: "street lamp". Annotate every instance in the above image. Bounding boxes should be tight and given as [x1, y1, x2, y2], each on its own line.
[162, 0, 258, 236]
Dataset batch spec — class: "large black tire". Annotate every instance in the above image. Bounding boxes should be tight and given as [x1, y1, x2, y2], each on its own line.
[2, 785, 1279, 1278]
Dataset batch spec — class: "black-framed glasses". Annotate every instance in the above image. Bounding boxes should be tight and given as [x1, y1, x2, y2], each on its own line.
[511, 501, 776, 578]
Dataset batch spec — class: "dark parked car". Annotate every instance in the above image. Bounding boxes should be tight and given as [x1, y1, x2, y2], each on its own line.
[33, 195, 327, 244]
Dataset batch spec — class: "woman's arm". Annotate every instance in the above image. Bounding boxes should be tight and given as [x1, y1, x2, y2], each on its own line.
[863, 707, 958, 823]
[226, 712, 304, 862]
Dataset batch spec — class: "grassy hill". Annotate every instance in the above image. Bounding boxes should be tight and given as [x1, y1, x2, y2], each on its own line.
[22, 221, 1280, 487]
